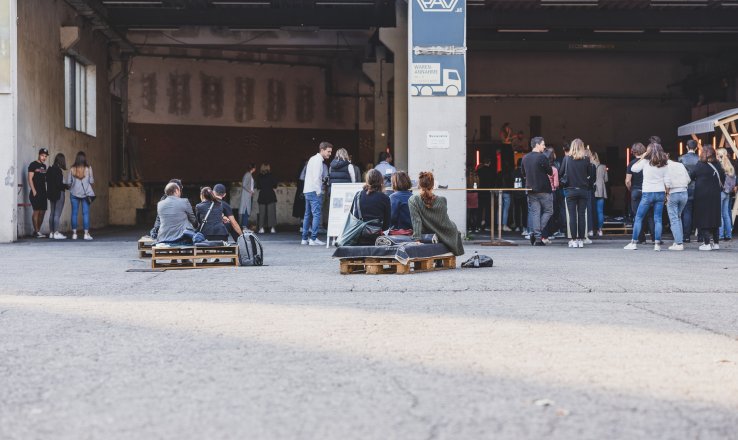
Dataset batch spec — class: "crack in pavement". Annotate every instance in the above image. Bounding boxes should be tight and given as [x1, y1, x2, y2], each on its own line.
[626, 303, 738, 341]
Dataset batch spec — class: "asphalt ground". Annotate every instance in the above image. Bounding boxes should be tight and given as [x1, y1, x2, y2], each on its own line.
[1, 228, 737, 439]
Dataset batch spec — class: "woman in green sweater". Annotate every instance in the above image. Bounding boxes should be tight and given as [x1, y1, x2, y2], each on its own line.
[408, 171, 465, 256]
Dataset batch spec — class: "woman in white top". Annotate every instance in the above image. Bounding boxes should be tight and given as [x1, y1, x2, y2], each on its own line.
[663, 157, 691, 250]
[624, 143, 668, 251]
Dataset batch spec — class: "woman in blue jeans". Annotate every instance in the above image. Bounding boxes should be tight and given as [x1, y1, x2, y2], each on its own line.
[66, 151, 95, 240]
[664, 158, 691, 250]
[717, 148, 736, 240]
[624, 143, 669, 251]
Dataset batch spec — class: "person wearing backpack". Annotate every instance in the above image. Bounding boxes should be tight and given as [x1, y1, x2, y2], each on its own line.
[717, 148, 736, 241]
[690, 145, 725, 250]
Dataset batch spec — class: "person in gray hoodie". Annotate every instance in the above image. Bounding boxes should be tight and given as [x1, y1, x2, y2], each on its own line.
[664, 157, 691, 250]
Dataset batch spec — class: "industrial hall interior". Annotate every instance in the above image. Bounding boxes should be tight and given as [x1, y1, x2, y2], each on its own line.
[3, 0, 738, 242]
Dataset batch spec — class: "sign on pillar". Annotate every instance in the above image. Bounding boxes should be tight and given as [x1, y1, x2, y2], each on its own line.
[408, 0, 467, 234]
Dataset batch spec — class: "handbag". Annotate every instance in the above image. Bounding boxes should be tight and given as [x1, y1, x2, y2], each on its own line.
[81, 181, 96, 204]
[336, 192, 382, 247]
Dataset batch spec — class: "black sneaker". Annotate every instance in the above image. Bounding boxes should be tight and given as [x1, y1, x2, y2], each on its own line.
[530, 234, 536, 246]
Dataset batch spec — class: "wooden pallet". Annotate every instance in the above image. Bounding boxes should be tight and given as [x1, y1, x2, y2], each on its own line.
[138, 237, 155, 258]
[151, 245, 239, 270]
[601, 222, 633, 235]
[339, 255, 456, 275]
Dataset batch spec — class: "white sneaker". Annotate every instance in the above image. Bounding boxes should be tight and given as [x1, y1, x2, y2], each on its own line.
[502, 226, 512, 232]
[624, 242, 637, 250]
[524, 234, 531, 240]
[597, 230, 603, 237]
[584, 237, 593, 245]
[299, 227, 304, 233]
[588, 231, 594, 237]
[309, 238, 325, 246]
[712, 243, 720, 250]
[568, 240, 577, 248]
[654, 243, 661, 251]
[72, 232, 78, 240]
[270, 227, 276, 234]
[35, 231, 46, 238]
[54, 232, 67, 240]
[577, 240, 584, 248]
[542, 238, 551, 245]
[84, 231, 93, 241]
[699, 244, 712, 251]
[258, 228, 265, 234]
[300, 239, 309, 245]
[668, 243, 684, 251]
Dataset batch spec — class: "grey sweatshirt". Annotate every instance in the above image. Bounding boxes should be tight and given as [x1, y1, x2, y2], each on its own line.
[66, 166, 95, 198]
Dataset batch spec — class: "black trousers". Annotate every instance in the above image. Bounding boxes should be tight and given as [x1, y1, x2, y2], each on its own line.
[566, 188, 589, 239]
[700, 228, 719, 245]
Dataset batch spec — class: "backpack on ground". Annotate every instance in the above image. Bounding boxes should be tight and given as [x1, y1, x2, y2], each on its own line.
[238, 231, 264, 266]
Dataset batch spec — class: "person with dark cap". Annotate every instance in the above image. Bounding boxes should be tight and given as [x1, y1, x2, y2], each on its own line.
[679, 139, 699, 242]
[28, 147, 49, 237]
[212, 183, 243, 242]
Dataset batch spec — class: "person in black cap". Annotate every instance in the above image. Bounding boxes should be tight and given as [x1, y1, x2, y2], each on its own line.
[28, 147, 49, 237]
[213, 183, 243, 241]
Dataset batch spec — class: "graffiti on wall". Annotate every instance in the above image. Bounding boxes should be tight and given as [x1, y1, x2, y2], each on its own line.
[266, 79, 286, 122]
[234, 77, 255, 123]
[200, 73, 223, 118]
[141, 73, 157, 112]
[296, 83, 315, 123]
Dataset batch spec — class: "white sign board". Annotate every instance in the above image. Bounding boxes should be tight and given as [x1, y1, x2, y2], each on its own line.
[426, 131, 450, 149]
[412, 63, 441, 84]
[326, 183, 365, 246]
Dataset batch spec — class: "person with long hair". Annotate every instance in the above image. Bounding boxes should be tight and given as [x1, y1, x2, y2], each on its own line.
[624, 143, 669, 251]
[328, 148, 357, 184]
[408, 171, 464, 256]
[46, 153, 68, 239]
[389, 171, 413, 233]
[716, 148, 736, 241]
[256, 163, 278, 233]
[195, 187, 229, 241]
[352, 169, 391, 243]
[591, 152, 608, 236]
[626, 142, 655, 244]
[66, 151, 95, 240]
[559, 139, 593, 248]
[691, 145, 726, 250]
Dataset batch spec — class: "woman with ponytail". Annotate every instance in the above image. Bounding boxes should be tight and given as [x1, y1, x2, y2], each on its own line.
[195, 186, 229, 241]
[408, 171, 465, 256]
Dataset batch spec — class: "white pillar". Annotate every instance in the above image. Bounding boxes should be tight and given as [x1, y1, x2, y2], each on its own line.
[407, 0, 467, 234]
[379, 1, 408, 172]
[0, 0, 18, 242]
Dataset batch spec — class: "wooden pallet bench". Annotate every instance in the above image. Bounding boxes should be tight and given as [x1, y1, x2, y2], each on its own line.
[138, 237, 155, 258]
[339, 255, 456, 275]
[601, 222, 633, 236]
[151, 244, 239, 270]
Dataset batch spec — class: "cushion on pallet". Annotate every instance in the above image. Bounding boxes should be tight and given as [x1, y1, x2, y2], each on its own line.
[332, 243, 451, 265]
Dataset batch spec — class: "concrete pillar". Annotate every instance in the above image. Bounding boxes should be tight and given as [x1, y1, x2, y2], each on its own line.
[379, 1, 408, 172]
[0, 0, 18, 242]
[362, 49, 394, 165]
[407, 0, 467, 233]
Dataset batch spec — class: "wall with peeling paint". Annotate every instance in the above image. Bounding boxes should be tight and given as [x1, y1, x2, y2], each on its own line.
[15, 0, 113, 237]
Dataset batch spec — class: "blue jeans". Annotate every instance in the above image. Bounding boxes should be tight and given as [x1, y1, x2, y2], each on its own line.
[595, 197, 605, 230]
[70, 196, 90, 230]
[719, 192, 732, 239]
[681, 197, 694, 240]
[501, 193, 511, 227]
[302, 191, 323, 241]
[666, 191, 688, 244]
[632, 192, 665, 242]
[163, 229, 206, 245]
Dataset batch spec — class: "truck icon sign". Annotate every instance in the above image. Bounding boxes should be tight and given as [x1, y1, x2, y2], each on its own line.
[411, 63, 462, 96]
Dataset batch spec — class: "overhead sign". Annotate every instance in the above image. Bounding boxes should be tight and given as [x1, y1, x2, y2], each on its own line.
[411, 0, 465, 97]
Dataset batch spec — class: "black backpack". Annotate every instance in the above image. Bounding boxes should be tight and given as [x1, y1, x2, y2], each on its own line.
[238, 231, 264, 266]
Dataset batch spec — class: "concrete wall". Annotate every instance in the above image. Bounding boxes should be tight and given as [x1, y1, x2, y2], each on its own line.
[0, 0, 17, 242]
[16, 0, 112, 236]
[466, 51, 692, 155]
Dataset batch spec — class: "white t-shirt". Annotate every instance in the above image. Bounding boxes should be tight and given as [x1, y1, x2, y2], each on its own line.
[631, 159, 667, 193]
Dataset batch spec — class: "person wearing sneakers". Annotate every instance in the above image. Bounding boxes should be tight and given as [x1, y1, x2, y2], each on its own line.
[27, 147, 49, 237]
[301, 141, 333, 245]
[559, 139, 593, 248]
[46, 153, 68, 240]
[66, 151, 95, 241]
[212, 183, 243, 242]
[664, 156, 691, 251]
[521, 137, 554, 246]
[256, 163, 278, 234]
[624, 143, 668, 251]
[690, 145, 725, 251]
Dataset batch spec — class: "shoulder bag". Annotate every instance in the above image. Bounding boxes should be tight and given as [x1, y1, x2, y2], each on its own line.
[707, 162, 723, 189]
[336, 192, 382, 247]
[198, 202, 215, 232]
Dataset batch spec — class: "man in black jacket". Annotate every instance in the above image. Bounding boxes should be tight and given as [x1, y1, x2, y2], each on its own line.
[522, 137, 553, 246]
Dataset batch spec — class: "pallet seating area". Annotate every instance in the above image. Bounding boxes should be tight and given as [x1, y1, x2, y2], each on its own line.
[138, 237, 155, 258]
[339, 255, 456, 275]
[151, 244, 239, 270]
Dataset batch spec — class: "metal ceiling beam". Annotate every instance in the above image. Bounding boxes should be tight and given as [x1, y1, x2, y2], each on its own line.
[109, 6, 396, 29]
[468, 9, 738, 30]
[63, 0, 136, 52]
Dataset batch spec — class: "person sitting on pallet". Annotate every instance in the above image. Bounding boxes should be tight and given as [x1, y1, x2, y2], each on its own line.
[408, 171, 465, 256]
[155, 182, 204, 245]
[212, 183, 243, 242]
[196, 187, 231, 242]
[150, 178, 182, 239]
